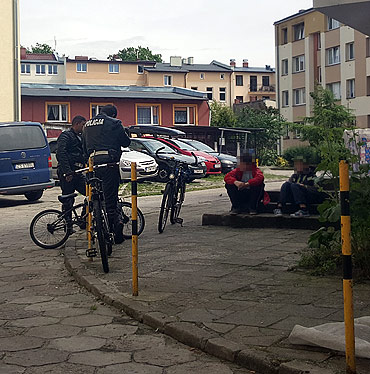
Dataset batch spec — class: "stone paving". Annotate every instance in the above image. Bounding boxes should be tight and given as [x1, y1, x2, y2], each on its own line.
[67, 186, 370, 373]
[0, 190, 257, 374]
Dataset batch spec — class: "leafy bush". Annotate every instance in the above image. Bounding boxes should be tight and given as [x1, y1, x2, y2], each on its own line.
[283, 146, 321, 166]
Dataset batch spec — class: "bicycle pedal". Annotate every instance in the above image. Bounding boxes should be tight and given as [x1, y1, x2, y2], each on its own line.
[85, 248, 97, 258]
[175, 218, 183, 226]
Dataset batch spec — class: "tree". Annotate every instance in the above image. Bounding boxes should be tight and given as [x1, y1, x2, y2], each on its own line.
[236, 106, 286, 165]
[26, 43, 54, 54]
[108, 46, 162, 62]
[209, 101, 236, 128]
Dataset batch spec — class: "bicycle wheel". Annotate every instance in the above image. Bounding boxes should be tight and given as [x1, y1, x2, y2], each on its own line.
[170, 183, 186, 224]
[120, 202, 145, 239]
[30, 209, 69, 249]
[93, 201, 109, 273]
[158, 183, 173, 233]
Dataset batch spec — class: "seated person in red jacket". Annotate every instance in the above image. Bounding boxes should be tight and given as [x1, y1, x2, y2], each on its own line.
[224, 151, 265, 215]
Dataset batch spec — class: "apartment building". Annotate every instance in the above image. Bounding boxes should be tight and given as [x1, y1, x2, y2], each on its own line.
[0, 0, 20, 121]
[22, 54, 275, 108]
[20, 47, 66, 85]
[275, 8, 370, 148]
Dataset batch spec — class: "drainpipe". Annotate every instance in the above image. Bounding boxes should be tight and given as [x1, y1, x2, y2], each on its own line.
[13, 0, 20, 121]
[275, 24, 282, 155]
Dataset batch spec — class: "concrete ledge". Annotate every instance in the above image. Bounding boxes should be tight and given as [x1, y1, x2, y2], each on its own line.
[202, 213, 328, 230]
[62, 237, 337, 374]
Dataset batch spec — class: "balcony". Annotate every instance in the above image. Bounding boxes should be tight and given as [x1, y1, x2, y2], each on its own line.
[248, 84, 276, 93]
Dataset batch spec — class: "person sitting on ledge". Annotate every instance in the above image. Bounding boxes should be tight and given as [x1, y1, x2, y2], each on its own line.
[273, 157, 323, 218]
[224, 151, 265, 215]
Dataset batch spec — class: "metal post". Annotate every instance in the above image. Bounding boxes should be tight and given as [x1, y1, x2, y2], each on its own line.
[131, 162, 138, 296]
[340, 160, 356, 374]
[87, 157, 93, 261]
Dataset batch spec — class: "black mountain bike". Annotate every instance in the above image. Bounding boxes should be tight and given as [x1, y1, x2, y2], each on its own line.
[158, 150, 198, 233]
[30, 162, 146, 272]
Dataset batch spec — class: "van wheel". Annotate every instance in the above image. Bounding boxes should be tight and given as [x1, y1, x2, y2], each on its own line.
[25, 191, 43, 201]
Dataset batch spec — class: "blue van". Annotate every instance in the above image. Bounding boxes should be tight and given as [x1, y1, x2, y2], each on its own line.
[0, 122, 55, 201]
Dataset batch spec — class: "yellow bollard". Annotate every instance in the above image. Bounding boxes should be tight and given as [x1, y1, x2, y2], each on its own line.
[340, 160, 356, 374]
[131, 162, 138, 296]
[87, 157, 94, 262]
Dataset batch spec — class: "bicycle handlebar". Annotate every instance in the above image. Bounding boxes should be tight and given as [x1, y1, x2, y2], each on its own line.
[155, 147, 200, 167]
[63, 162, 119, 178]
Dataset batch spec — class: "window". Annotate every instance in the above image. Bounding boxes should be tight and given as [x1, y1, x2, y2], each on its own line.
[318, 67, 322, 83]
[137, 65, 144, 74]
[206, 87, 213, 100]
[46, 103, 69, 122]
[220, 73, 225, 80]
[36, 64, 45, 75]
[293, 55, 305, 73]
[293, 22, 304, 41]
[48, 65, 58, 75]
[21, 64, 30, 74]
[346, 79, 355, 99]
[250, 76, 257, 91]
[328, 17, 340, 30]
[137, 105, 160, 125]
[164, 75, 172, 86]
[236, 75, 243, 86]
[281, 59, 288, 76]
[91, 104, 113, 118]
[77, 63, 87, 72]
[327, 46, 340, 65]
[282, 90, 289, 107]
[191, 87, 198, 90]
[219, 87, 226, 101]
[282, 27, 288, 44]
[262, 76, 270, 87]
[293, 88, 305, 105]
[367, 38, 370, 58]
[174, 106, 196, 125]
[316, 33, 321, 50]
[235, 96, 243, 103]
[367, 76, 370, 96]
[262, 96, 270, 100]
[327, 82, 341, 100]
[346, 43, 355, 61]
[109, 63, 119, 73]
[200, 73, 205, 80]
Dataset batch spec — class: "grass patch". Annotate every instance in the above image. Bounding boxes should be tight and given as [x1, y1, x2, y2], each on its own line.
[120, 173, 288, 198]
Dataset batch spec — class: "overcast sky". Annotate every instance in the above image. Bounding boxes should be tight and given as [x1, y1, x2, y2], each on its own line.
[20, 0, 312, 68]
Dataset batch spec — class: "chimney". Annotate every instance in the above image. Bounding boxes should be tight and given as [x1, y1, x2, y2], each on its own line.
[75, 56, 88, 60]
[265, 65, 271, 70]
[170, 56, 182, 67]
[243, 59, 249, 68]
[20, 47, 26, 60]
[230, 59, 236, 67]
[188, 56, 194, 65]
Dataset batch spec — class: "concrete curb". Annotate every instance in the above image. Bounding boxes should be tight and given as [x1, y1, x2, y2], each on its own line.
[63, 238, 336, 374]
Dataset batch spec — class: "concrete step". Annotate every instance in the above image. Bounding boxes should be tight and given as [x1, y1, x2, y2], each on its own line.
[202, 212, 335, 231]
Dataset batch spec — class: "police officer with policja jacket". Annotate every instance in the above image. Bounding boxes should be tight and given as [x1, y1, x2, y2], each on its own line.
[82, 104, 131, 245]
[56, 115, 87, 232]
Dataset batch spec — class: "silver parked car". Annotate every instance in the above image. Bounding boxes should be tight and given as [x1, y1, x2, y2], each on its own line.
[119, 147, 158, 181]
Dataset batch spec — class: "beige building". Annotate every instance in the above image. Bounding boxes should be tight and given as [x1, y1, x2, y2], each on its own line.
[275, 8, 370, 149]
[20, 48, 66, 85]
[0, 0, 20, 122]
[60, 56, 275, 108]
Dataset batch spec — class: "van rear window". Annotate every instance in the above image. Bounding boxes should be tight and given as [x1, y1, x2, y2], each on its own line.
[0, 125, 46, 151]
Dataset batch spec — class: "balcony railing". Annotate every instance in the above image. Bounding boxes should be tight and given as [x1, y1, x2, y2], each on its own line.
[248, 84, 276, 93]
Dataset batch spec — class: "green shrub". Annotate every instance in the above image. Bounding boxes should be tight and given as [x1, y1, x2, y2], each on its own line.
[283, 146, 321, 166]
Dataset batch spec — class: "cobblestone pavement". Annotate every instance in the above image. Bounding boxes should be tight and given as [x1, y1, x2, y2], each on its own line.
[69, 184, 370, 373]
[0, 190, 257, 374]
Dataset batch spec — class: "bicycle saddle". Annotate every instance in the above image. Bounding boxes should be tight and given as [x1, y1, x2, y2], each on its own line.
[58, 192, 78, 203]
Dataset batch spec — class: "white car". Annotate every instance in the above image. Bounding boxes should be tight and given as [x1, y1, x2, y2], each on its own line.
[120, 147, 158, 181]
[47, 138, 58, 181]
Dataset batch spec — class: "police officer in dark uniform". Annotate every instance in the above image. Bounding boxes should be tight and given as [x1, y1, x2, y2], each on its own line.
[82, 104, 130, 244]
[56, 115, 87, 231]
